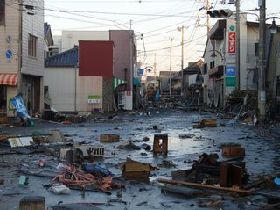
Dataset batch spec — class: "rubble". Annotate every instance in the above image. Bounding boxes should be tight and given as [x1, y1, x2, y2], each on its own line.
[153, 134, 168, 156]
[122, 158, 152, 182]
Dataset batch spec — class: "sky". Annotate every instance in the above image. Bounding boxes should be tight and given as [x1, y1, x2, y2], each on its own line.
[44, 0, 280, 74]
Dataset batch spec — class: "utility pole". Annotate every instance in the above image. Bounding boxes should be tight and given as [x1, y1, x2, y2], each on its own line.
[258, 0, 266, 121]
[206, 0, 211, 34]
[169, 37, 173, 97]
[179, 26, 185, 97]
[235, 0, 241, 90]
[17, 0, 23, 94]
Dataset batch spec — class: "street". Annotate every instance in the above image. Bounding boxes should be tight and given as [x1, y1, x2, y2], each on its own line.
[0, 110, 279, 209]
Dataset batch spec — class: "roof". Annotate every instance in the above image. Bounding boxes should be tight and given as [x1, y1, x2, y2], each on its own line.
[45, 46, 79, 68]
[44, 22, 54, 46]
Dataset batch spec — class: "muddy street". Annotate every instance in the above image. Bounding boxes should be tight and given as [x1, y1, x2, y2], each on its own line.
[0, 110, 279, 210]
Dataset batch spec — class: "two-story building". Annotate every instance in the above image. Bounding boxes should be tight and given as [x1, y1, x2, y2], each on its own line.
[0, 0, 45, 116]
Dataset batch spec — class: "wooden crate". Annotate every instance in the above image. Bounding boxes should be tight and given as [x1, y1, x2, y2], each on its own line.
[19, 196, 45, 210]
[122, 161, 151, 182]
[200, 119, 217, 127]
[221, 146, 245, 157]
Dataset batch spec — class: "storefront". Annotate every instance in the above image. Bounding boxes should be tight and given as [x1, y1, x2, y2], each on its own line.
[0, 74, 17, 116]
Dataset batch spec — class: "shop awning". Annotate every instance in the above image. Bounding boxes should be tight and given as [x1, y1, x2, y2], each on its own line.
[0, 74, 17, 86]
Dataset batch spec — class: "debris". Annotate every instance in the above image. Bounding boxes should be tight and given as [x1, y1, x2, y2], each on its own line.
[136, 201, 148, 206]
[117, 140, 140, 150]
[53, 165, 120, 192]
[9, 137, 34, 148]
[82, 163, 114, 177]
[220, 162, 247, 187]
[0, 178, 4, 185]
[193, 119, 217, 128]
[52, 203, 104, 210]
[178, 134, 194, 139]
[75, 144, 105, 158]
[100, 134, 120, 143]
[143, 136, 150, 142]
[153, 134, 168, 156]
[274, 177, 280, 186]
[157, 178, 251, 196]
[50, 184, 71, 194]
[141, 152, 148, 156]
[198, 199, 223, 208]
[19, 196, 45, 210]
[18, 176, 28, 187]
[141, 143, 151, 151]
[122, 158, 152, 182]
[46, 130, 66, 143]
[37, 159, 46, 167]
[158, 160, 176, 168]
[221, 144, 245, 158]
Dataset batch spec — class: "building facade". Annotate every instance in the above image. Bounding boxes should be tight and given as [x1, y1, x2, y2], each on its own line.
[0, 0, 45, 116]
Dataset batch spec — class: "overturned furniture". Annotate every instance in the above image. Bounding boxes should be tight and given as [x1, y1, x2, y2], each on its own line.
[153, 134, 168, 156]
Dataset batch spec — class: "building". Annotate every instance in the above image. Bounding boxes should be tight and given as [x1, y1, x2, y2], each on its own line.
[0, 0, 45, 116]
[45, 30, 137, 112]
[204, 15, 259, 107]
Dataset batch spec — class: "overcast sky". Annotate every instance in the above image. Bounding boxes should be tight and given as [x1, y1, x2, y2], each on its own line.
[45, 0, 280, 73]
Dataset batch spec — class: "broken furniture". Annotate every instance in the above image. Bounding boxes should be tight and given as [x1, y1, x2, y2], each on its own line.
[122, 158, 151, 182]
[153, 134, 168, 156]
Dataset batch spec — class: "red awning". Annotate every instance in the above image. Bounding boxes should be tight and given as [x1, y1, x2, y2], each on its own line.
[0, 74, 17, 86]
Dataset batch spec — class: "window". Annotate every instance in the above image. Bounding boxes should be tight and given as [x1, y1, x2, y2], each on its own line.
[210, 61, 215, 69]
[28, 34, 37, 57]
[0, 0, 5, 25]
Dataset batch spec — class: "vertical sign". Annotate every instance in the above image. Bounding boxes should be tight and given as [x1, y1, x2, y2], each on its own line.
[228, 32, 236, 54]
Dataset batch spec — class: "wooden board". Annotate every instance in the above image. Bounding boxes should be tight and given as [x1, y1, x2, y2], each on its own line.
[157, 178, 252, 196]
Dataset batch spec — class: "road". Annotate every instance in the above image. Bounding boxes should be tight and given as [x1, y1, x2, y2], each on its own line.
[0, 110, 279, 209]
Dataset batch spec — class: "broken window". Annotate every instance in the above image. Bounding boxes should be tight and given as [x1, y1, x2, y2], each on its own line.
[28, 34, 37, 57]
[0, 0, 5, 25]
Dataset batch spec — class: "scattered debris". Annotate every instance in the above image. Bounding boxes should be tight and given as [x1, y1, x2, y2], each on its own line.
[117, 140, 140, 150]
[193, 119, 217, 128]
[9, 137, 33, 148]
[143, 136, 150, 142]
[100, 134, 120, 143]
[18, 175, 28, 187]
[221, 143, 245, 158]
[158, 160, 176, 168]
[82, 163, 114, 177]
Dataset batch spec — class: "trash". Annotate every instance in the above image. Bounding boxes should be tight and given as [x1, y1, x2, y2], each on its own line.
[52, 203, 104, 210]
[75, 144, 105, 158]
[141, 143, 151, 151]
[19, 196, 45, 210]
[10, 94, 31, 122]
[100, 134, 120, 143]
[117, 140, 140, 150]
[158, 160, 176, 168]
[198, 199, 223, 208]
[82, 163, 114, 177]
[122, 158, 152, 182]
[0, 178, 4, 185]
[53, 165, 120, 192]
[46, 130, 66, 143]
[18, 176, 28, 187]
[153, 134, 168, 156]
[9, 137, 33, 148]
[136, 201, 148, 206]
[37, 159, 46, 167]
[221, 144, 245, 158]
[193, 119, 217, 128]
[274, 177, 280, 186]
[220, 162, 247, 187]
[50, 184, 71, 194]
[143, 136, 150, 142]
[178, 134, 194, 139]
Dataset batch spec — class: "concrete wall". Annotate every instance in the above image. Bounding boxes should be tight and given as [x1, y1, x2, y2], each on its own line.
[0, 3, 19, 74]
[61, 31, 109, 52]
[21, 0, 45, 77]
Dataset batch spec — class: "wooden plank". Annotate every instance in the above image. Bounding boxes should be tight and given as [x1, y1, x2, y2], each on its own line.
[157, 178, 252, 196]
[19, 196, 45, 210]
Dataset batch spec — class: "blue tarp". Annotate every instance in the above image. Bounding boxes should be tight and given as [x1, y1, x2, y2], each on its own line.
[10, 95, 31, 120]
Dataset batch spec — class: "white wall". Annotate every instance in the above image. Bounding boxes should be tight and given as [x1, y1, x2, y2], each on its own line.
[21, 0, 45, 76]
[61, 31, 109, 52]
[45, 68, 103, 112]
[45, 68, 76, 112]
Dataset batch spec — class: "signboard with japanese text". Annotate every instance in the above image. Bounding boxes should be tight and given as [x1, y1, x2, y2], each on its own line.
[88, 95, 102, 104]
[228, 32, 236, 54]
[226, 77, 236, 87]
[226, 66, 235, 76]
